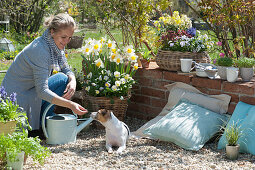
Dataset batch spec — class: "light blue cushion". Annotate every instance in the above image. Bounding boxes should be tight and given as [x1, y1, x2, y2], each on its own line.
[218, 101, 255, 155]
[143, 99, 228, 151]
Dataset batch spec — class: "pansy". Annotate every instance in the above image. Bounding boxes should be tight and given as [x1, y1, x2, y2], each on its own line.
[114, 71, 120, 78]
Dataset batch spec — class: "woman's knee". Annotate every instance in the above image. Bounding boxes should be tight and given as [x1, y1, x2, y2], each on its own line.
[49, 73, 68, 85]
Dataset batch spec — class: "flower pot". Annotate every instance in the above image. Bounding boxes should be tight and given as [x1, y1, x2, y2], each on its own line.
[0, 120, 17, 135]
[6, 151, 25, 170]
[140, 59, 150, 68]
[217, 66, 227, 80]
[226, 144, 239, 160]
[240, 67, 254, 81]
[226, 67, 239, 83]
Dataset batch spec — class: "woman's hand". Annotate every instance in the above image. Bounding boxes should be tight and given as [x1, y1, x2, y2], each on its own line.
[70, 102, 88, 115]
[63, 75, 76, 100]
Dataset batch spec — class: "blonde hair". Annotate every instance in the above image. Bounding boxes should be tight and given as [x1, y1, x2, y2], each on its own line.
[44, 13, 76, 32]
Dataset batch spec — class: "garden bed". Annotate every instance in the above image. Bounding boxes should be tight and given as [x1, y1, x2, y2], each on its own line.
[22, 117, 255, 169]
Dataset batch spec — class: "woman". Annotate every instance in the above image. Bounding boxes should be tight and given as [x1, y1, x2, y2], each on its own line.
[1, 13, 87, 132]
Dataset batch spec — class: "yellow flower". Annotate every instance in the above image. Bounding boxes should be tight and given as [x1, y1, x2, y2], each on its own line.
[85, 48, 90, 53]
[94, 44, 99, 50]
[134, 63, 138, 70]
[112, 48, 116, 53]
[65, 53, 68, 58]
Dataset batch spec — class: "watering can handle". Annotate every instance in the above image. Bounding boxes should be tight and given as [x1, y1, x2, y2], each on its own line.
[41, 103, 54, 139]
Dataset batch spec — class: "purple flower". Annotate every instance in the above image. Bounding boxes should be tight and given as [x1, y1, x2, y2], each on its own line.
[187, 27, 196, 37]
[219, 53, 225, 58]
[10, 92, 17, 103]
[213, 59, 217, 64]
[0, 86, 7, 99]
[217, 41, 222, 46]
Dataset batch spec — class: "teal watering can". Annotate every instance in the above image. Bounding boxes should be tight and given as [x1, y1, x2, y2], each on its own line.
[42, 104, 93, 145]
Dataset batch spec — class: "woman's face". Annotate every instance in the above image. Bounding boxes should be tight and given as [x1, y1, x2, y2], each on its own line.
[51, 26, 74, 50]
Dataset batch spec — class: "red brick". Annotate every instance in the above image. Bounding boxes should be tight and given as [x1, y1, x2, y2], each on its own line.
[152, 80, 172, 90]
[192, 77, 221, 90]
[223, 82, 255, 95]
[240, 96, 255, 105]
[127, 102, 140, 112]
[163, 71, 192, 84]
[136, 68, 163, 79]
[228, 103, 237, 114]
[130, 94, 151, 105]
[136, 77, 153, 87]
[150, 98, 168, 108]
[141, 87, 166, 99]
[196, 87, 210, 94]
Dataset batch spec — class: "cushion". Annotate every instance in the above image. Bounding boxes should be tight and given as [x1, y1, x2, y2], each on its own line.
[132, 82, 231, 138]
[218, 101, 255, 155]
[143, 99, 228, 151]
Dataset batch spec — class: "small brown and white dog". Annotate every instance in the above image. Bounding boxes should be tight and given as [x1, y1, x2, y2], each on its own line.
[90, 109, 130, 154]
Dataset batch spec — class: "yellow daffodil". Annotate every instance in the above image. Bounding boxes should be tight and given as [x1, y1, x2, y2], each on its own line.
[133, 63, 138, 70]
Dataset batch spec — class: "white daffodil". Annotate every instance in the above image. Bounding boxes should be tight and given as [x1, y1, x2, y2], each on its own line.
[128, 53, 138, 63]
[84, 43, 92, 55]
[95, 58, 104, 68]
[120, 78, 126, 84]
[104, 75, 109, 81]
[100, 36, 107, 45]
[133, 63, 138, 70]
[107, 39, 116, 49]
[87, 72, 92, 79]
[95, 90, 100, 94]
[111, 85, 118, 91]
[114, 55, 123, 65]
[115, 81, 121, 87]
[114, 71, 120, 78]
[124, 45, 134, 54]
[92, 40, 101, 53]
[105, 82, 111, 88]
[110, 53, 116, 62]
[85, 38, 93, 45]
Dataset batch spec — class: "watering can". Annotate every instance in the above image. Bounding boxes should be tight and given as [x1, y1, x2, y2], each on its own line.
[42, 104, 93, 145]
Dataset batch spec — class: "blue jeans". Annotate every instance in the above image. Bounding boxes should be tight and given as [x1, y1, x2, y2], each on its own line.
[40, 73, 68, 124]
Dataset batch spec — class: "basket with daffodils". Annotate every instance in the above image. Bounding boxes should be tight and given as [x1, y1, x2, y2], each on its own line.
[81, 37, 139, 120]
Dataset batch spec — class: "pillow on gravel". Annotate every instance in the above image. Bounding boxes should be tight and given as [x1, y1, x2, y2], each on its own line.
[143, 99, 228, 151]
[218, 101, 255, 155]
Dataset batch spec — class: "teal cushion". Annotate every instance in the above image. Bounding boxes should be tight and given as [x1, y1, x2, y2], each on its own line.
[143, 99, 228, 151]
[218, 101, 255, 155]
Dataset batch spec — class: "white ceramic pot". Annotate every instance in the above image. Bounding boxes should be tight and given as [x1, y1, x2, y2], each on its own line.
[227, 67, 239, 83]
[7, 151, 25, 170]
[240, 67, 254, 81]
[226, 144, 240, 160]
[217, 66, 227, 80]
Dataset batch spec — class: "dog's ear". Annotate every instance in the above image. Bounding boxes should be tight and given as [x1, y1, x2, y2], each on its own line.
[100, 109, 108, 116]
[107, 110, 112, 118]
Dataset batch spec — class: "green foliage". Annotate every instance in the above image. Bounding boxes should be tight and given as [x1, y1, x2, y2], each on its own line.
[234, 57, 255, 68]
[73, 68, 84, 91]
[225, 121, 242, 146]
[216, 57, 233, 67]
[0, 50, 19, 60]
[187, 0, 255, 58]
[0, 132, 51, 165]
[142, 51, 152, 62]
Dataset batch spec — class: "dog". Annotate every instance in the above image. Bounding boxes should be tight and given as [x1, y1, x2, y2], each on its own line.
[90, 109, 130, 154]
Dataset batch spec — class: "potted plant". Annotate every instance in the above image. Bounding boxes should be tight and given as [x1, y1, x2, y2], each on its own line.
[216, 57, 233, 80]
[140, 51, 152, 68]
[152, 11, 212, 71]
[0, 132, 51, 169]
[234, 57, 255, 81]
[0, 86, 30, 135]
[81, 38, 138, 121]
[224, 121, 242, 160]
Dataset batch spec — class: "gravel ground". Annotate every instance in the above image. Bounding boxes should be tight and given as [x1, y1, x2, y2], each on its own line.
[23, 117, 255, 170]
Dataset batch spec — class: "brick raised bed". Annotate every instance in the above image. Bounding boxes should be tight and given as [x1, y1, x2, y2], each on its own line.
[126, 62, 255, 121]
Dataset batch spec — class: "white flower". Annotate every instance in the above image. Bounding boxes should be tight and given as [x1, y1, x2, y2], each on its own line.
[104, 75, 109, 81]
[95, 58, 104, 68]
[85, 86, 90, 91]
[120, 96, 124, 100]
[180, 41, 186, 47]
[133, 63, 138, 70]
[95, 90, 100, 94]
[105, 82, 111, 88]
[107, 39, 116, 49]
[99, 87, 104, 91]
[84, 44, 92, 55]
[114, 55, 123, 65]
[128, 53, 138, 63]
[100, 36, 107, 45]
[115, 81, 121, 87]
[124, 74, 130, 80]
[92, 83, 96, 86]
[87, 72, 92, 79]
[120, 78, 126, 84]
[111, 85, 118, 91]
[124, 45, 134, 54]
[114, 71, 120, 78]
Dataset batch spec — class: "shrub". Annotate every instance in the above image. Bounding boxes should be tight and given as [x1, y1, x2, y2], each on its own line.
[216, 57, 233, 67]
[234, 57, 255, 68]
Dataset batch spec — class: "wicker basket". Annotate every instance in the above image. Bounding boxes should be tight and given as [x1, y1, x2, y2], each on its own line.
[156, 50, 211, 71]
[84, 95, 130, 121]
[66, 36, 84, 49]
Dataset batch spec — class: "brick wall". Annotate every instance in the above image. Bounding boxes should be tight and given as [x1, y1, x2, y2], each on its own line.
[126, 62, 255, 120]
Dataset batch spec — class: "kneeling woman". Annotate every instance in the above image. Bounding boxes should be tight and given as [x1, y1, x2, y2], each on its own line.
[1, 13, 88, 133]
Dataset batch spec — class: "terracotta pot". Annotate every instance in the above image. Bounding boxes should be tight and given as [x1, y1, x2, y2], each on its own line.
[140, 59, 150, 68]
[226, 144, 240, 160]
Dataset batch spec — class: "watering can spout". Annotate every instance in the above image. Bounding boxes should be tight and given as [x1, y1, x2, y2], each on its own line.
[76, 117, 93, 134]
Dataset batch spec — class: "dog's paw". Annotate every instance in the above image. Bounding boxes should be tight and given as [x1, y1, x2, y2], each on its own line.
[107, 149, 113, 154]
